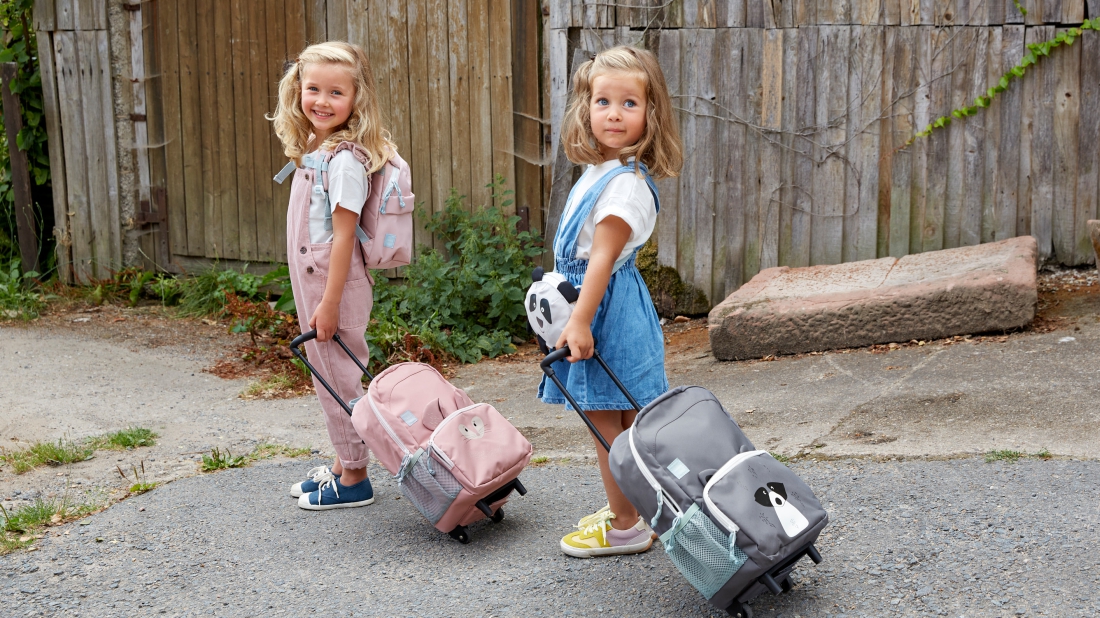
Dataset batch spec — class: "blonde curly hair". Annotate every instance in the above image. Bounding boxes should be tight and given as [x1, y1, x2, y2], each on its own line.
[561, 45, 683, 180]
[268, 41, 395, 173]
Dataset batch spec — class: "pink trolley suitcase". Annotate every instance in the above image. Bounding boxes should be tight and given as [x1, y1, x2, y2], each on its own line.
[291, 330, 531, 543]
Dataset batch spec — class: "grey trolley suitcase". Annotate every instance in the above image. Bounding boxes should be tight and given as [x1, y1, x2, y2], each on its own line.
[541, 347, 827, 618]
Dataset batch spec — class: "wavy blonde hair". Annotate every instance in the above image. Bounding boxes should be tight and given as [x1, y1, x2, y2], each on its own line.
[561, 45, 682, 180]
[268, 41, 395, 173]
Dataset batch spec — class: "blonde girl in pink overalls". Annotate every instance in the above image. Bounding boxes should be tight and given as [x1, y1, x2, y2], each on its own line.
[268, 41, 395, 510]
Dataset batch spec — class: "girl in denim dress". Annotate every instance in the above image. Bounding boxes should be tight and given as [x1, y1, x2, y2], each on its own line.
[539, 46, 683, 557]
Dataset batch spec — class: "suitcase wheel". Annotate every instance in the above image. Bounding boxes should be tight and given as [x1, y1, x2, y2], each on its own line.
[725, 600, 752, 618]
[448, 525, 470, 544]
[781, 577, 793, 593]
[490, 507, 505, 524]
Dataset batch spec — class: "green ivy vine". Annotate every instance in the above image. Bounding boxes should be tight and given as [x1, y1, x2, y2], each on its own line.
[1013, 1, 1028, 17]
[906, 19, 1097, 147]
[0, 0, 51, 261]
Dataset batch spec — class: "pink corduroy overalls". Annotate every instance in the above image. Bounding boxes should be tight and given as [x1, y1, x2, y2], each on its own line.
[285, 143, 375, 470]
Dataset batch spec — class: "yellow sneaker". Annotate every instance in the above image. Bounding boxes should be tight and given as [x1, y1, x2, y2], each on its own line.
[560, 513, 653, 558]
[576, 504, 658, 540]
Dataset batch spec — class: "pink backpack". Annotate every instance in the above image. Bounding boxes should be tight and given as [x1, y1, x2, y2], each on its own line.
[275, 142, 414, 269]
[351, 362, 532, 543]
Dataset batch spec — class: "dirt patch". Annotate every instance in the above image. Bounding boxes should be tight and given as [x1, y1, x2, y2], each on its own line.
[1032, 266, 1100, 332]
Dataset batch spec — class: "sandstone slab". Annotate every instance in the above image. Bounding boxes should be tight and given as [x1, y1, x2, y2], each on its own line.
[708, 236, 1038, 360]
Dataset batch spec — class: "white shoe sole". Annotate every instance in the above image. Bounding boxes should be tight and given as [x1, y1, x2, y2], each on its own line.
[560, 536, 652, 558]
[296, 495, 375, 510]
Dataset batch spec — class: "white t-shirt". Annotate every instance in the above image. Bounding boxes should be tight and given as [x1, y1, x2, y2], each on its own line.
[308, 149, 370, 244]
[559, 158, 657, 270]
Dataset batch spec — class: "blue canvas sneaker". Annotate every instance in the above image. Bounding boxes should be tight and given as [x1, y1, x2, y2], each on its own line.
[297, 472, 375, 510]
[290, 466, 340, 498]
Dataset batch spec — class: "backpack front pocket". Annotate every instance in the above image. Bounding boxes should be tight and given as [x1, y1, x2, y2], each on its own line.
[397, 449, 461, 524]
[660, 504, 748, 600]
[703, 451, 827, 558]
[363, 171, 413, 269]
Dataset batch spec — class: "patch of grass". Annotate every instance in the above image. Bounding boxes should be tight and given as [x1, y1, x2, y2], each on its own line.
[178, 265, 262, 318]
[530, 456, 550, 466]
[201, 447, 246, 472]
[1033, 448, 1052, 460]
[242, 374, 299, 399]
[770, 452, 791, 464]
[88, 427, 158, 450]
[0, 438, 94, 474]
[248, 443, 312, 461]
[128, 483, 157, 495]
[985, 449, 1025, 463]
[0, 496, 99, 555]
[0, 260, 50, 321]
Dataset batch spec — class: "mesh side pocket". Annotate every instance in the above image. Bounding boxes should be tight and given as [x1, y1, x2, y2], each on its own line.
[398, 451, 461, 524]
[662, 504, 748, 599]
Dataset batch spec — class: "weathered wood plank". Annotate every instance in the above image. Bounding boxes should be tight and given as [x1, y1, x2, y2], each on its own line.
[677, 29, 700, 290]
[77, 31, 112, 277]
[882, 0, 901, 25]
[448, 0, 472, 205]
[717, 0, 746, 27]
[489, 0, 517, 212]
[306, 0, 327, 43]
[33, 0, 56, 31]
[1043, 0, 1063, 24]
[996, 25, 1023, 240]
[1062, 0, 1083, 23]
[250, 0, 274, 262]
[328, 0, 348, 41]
[177, 0, 204, 257]
[1052, 27, 1080, 264]
[231, 0, 257, 260]
[405, 0, 434, 251]
[713, 27, 744, 298]
[655, 29, 681, 271]
[859, 0, 884, 24]
[1026, 26, 1055, 259]
[74, 0, 94, 31]
[467, 0, 493, 210]
[739, 28, 764, 278]
[745, 0, 765, 26]
[944, 27, 972, 249]
[777, 27, 799, 266]
[213, 0, 239, 260]
[758, 28, 783, 271]
[1076, 27, 1100, 263]
[689, 29, 717, 298]
[196, 0, 219, 258]
[386, 0, 413, 173]
[883, 25, 915, 257]
[427, 0, 454, 218]
[55, 0, 73, 30]
[849, 25, 883, 261]
[922, 26, 950, 252]
[795, 0, 817, 26]
[1005, 0, 1025, 24]
[36, 32, 71, 280]
[54, 32, 91, 280]
[810, 26, 847, 266]
[790, 25, 817, 266]
[511, 0, 544, 236]
[981, 26, 1001, 244]
[548, 0, 571, 28]
[961, 26, 987, 247]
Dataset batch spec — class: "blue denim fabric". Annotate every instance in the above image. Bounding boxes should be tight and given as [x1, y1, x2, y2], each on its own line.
[538, 163, 669, 411]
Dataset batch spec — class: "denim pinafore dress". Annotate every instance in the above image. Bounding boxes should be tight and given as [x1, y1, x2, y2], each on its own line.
[537, 163, 669, 411]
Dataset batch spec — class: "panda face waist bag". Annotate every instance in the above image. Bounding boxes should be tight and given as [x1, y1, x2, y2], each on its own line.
[525, 267, 580, 353]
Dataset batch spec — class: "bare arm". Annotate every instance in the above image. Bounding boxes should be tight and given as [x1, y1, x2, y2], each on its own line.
[308, 206, 359, 342]
[554, 215, 632, 362]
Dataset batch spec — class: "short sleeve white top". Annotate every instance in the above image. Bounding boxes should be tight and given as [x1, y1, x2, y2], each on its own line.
[559, 158, 657, 269]
[308, 149, 369, 244]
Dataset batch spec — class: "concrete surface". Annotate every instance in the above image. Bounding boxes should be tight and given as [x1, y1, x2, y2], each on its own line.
[708, 237, 1038, 360]
[3, 458, 1098, 617]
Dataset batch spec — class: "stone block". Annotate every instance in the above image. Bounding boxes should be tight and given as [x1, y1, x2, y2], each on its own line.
[708, 236, 1038, 361]
[1089, 220, 1100, 268]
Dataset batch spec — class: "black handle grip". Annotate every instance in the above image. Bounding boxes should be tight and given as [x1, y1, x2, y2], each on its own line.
[289, 329, 374, 417]
[539, 345, 643, 452]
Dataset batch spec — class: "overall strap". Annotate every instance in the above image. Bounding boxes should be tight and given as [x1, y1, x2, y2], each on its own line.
[554, 162, 660, 269]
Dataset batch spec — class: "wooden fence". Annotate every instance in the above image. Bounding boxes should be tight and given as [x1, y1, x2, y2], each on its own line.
[34, 0, 545, 280]
[548, 0, 1100, 307]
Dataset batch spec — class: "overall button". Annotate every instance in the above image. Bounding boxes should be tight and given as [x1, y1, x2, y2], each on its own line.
[299, 247, 307, 254]
[306, 266, 314, 274]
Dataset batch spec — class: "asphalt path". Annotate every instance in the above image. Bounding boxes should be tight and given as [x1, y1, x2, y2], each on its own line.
[4, 457, 1098, 617]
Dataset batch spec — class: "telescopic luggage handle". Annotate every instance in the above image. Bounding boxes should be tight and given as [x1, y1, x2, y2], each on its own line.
[539, 345, 642, 452]
[289, 329, 375, 418]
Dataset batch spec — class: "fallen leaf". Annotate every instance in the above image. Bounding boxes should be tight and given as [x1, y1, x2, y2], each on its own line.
[111, 317, 126, 323]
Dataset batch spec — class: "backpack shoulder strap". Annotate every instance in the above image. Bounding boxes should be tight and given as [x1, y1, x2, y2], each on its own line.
[317, 142, 374, 243]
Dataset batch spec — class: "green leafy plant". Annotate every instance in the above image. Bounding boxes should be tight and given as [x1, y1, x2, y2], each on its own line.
[1013, 0, 1027, 17]
[177, 265, 262, 318]
[262, 265, 295, 313]
[984, 449, 1025, 463]
[769, 451, 791, 464]
[368, 176, 543, 367]
[0, 0, 51, 265]
[908, 20, 1097, 146]
[116, 461, 156, 495]
[0, 437, 94, 474]
[201, 447, 246, 472]
[88, 427, 158, 451]
[0, 258, 46, 319]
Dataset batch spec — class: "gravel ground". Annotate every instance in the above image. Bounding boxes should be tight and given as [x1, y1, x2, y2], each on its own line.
[3, 457, 1097, 617]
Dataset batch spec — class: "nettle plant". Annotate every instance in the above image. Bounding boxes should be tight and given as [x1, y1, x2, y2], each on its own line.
[907, 19, 1098, 146]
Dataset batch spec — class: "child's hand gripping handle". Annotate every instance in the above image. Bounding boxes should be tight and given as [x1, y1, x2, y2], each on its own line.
[539, 345, 642, 452]
[289, 329, 375, 418]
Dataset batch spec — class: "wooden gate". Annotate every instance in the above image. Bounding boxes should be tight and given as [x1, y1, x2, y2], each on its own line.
[142, 0, 544, 271]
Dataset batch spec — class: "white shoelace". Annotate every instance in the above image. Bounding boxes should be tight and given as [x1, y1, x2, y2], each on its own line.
[580, 513, 615, 540]
[307, 466, 339, 504]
